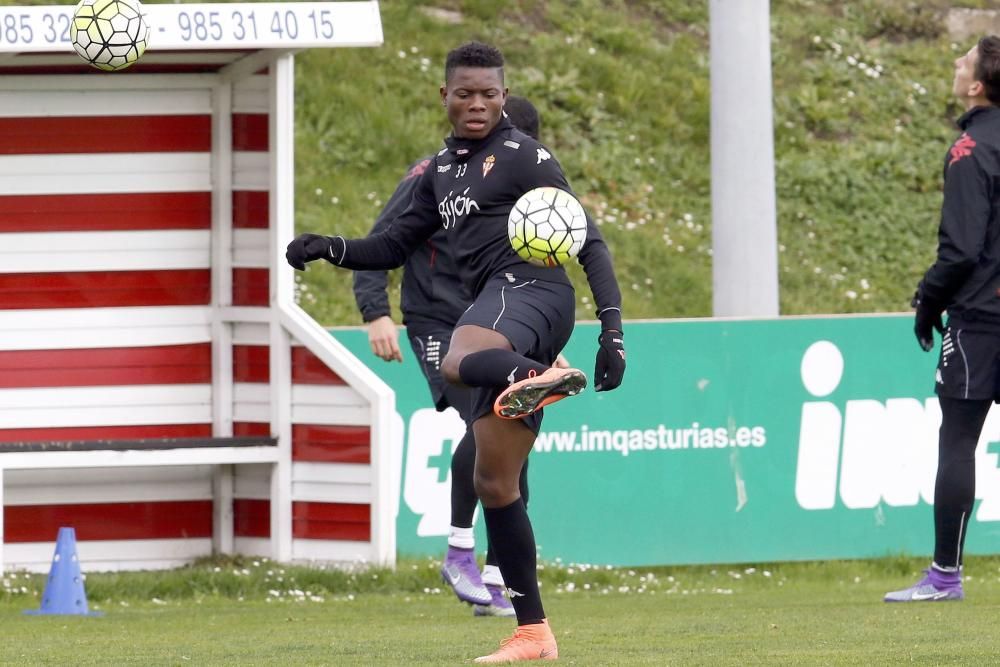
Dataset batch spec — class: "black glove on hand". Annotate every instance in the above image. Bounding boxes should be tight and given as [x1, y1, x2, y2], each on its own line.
[594, 329, 625, 392]
[912, 289, 944, 352]
[285, 234, 342, 270]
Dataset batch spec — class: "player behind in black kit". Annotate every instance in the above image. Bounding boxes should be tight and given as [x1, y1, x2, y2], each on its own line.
[287, 42, 625, 663]
[885, 35, 1000, 603]
[352, 97, 547, 619]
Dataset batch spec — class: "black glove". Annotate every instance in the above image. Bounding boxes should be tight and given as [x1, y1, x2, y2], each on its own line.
[594, 329, 625, 391]
[912, 288, 944, 352]
[285, 234, 343, 271]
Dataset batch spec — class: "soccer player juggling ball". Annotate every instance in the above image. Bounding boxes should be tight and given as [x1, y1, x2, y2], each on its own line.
[885, 35, 1000, 603]
[287, 42, 626, 662]
[352, 96, 547, 619]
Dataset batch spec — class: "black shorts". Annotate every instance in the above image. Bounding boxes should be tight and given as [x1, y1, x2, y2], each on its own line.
[456, 274, 576, 432]
[408, 327, 474, 423]
[936, 325, 1000, 401]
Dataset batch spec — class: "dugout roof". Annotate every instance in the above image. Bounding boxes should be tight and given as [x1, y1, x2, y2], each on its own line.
[0, 1, 382, 74]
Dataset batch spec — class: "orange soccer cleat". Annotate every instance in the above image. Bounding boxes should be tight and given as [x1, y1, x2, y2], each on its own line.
[493, 367, 587, 419]
[473, 619, 559, 663]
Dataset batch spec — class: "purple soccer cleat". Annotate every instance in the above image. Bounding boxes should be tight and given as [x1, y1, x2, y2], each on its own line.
[473, 583, 516, 617]
[440, 547, 491, 606]
[884, 568, 964, 602]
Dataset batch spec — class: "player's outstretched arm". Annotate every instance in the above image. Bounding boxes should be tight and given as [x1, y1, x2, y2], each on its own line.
[286, 164, 441, 273]
[286, 229, 415, 271]
[286, 233, 341, 270]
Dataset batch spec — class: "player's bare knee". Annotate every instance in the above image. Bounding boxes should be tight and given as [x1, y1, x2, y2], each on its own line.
[473, 471, 512, 507]
[440, 350, 465, 385]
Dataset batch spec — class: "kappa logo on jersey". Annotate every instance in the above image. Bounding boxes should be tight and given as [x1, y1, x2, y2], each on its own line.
[438, 187, 480, 229]
[405, 159, 431, 181]
[482, 155, 496, 178]
[949, 132, 976, 166]
[536, 147, 551, 164]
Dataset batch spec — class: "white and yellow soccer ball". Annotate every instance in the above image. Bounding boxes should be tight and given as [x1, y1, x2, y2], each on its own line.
[71, 0, 150, 72]
[507, 186, 589, 268]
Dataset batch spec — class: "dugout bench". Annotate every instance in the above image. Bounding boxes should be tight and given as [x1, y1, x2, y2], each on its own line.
[0, 436, 279, 574]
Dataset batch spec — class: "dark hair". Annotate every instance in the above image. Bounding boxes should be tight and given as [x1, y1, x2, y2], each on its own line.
[504, 95, 540, 140]
[976, 35, 1000, 105]
[445, 41, 504, 83]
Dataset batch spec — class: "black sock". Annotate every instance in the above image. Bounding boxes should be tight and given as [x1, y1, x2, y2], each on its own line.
[450, 430, 477, 528]
[458, 349, 547, 388]
[483, 498, 544, 625]
[485, 462, 530, 568]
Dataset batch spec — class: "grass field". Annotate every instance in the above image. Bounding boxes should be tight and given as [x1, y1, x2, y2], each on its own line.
[3, 2, 1000, 662]
[4, 556, 1000, 664]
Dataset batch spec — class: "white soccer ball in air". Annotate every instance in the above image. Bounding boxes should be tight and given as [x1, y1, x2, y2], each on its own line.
[507, 187, 588, 268]
[71, 0, 150, 72]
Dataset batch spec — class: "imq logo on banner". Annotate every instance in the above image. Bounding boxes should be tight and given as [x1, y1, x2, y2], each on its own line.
[796, 339, 1000, 520]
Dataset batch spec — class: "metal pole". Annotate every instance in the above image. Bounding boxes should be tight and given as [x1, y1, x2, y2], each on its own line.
[710, 0, 780, 317]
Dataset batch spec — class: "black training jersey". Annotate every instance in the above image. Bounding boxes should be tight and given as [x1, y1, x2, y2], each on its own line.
[921, 106, 1000, 327]
[334, 117, 622, 327]
[351, 157, 471, 330]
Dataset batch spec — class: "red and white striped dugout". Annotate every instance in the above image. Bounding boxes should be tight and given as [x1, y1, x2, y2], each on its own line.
[0, 1, 395, 572]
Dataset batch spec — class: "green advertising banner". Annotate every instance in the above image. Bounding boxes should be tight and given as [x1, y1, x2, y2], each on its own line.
[331, 315, 1000, 566]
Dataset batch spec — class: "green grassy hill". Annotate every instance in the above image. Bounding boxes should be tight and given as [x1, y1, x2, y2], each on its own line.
[7, 0, 993, 323]
[294, 0, 994, 325]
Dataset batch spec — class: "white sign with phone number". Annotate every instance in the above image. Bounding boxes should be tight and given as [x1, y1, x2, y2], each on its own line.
[0, 2, 383, 52]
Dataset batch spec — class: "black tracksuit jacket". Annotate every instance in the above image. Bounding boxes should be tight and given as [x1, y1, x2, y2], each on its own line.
[351, 157, 471, 333]
[922, 105, 1000, 328]
[336, 117, 623, 331]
